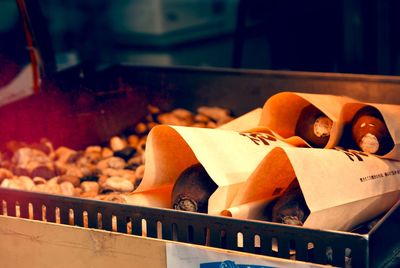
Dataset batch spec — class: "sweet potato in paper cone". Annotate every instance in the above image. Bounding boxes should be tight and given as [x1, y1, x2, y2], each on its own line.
[124, 124, 294, 211]
[224, 146, 400, 231]
[123, 93, 400, 220]
[259, 92, 359, 148]
[342, 102, 400, 160]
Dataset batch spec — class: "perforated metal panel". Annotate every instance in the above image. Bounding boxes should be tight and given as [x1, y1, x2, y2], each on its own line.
[4, 187, 395, 267]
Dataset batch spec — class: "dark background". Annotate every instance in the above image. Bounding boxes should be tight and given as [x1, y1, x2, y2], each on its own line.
[0, 0, 400, 82]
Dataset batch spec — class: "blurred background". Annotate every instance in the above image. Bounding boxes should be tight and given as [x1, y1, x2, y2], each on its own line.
[1, 0, 400, 82]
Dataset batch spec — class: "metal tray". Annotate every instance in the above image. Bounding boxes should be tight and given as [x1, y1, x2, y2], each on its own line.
[1, 64, 400, 267]
[9, 1, 400, 267]
[0, 187, 399, 267]
[2, 63, 400, 149]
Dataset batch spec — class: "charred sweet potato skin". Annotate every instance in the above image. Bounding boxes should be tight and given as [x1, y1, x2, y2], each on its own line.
[171, 163, 218, 213]
[272, 179, 310, 226]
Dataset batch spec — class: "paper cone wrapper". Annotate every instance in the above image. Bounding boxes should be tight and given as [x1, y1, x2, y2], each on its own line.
[227, 146, 400, 231]
[124, 124, 293, 211]
[342, 102, 400, 160]
[259, 92, 359, 148]
[122, 108, 264, 208]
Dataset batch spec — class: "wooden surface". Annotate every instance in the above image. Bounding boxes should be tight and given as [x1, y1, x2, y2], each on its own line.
[0, 215, 166, 268]
[0, 215, 330, 268]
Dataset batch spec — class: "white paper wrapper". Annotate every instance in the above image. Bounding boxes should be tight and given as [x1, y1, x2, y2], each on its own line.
[125, 124, 293, 212]
[227, 146, 400, 231]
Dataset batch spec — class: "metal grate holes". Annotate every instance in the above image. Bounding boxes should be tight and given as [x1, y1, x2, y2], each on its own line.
[204, 227, 210, 246]
[2, 200, 7, 216]
[187, 225, 194, 242]
[28, 203, 33, 219]
[289, 240, 296, 260]
[220, 230, 227, 248]
[97, 213, 102, 229]
[126, 217, 132, 234]
[237, 232, 244, 248]
[55, 207, 60, 224]
[157, 221, 163, 239]
[141, 219, 147, 237]
[325, 246, 333, 264]
[253, 234, 261, 254]
[112, 215, 117, 232]
[83, 211, 89, 228]
[69, 209, 74, 225]
[15, 202, 20, 218]
[172, 223, 178, 241]
[254, 234, 261, 248]
[345, 248, 352, 268]
[272, 237, 279, 254]
[307, 242, 315, 262]
[41, 205, 47, 222]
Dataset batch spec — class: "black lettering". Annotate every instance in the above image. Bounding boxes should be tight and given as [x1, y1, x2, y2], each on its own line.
[240, 133, 265, 145]
[239, 132, 277, 146]
[250, 133, 270, 145]
[334, 147, 367, 162]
